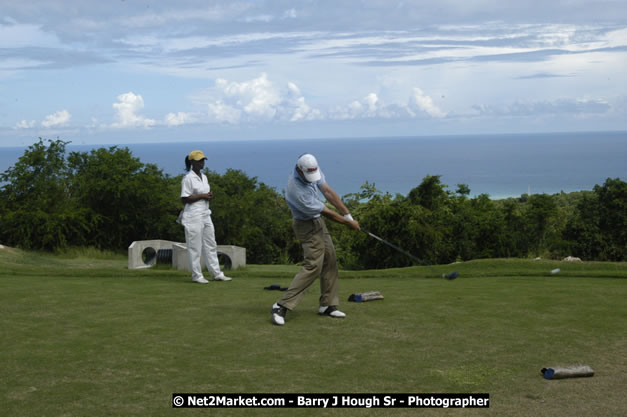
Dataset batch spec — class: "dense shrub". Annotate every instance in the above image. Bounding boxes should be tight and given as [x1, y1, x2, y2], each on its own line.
[204, 168, 294, 264]
[1, 139, 624, 265]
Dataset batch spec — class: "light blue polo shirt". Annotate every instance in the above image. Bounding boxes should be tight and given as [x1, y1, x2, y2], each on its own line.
[285, 167, 327, 220]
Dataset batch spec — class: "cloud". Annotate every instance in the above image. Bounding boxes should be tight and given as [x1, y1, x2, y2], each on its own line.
[97, 76, 445, 129]
[207, 73, 321, 123]
[218, 73, 281, 119]
[328, 88, 446, 120]
[0, 19, 60, 49]
[0, 19, 109, 71]
[515, 72, 573, 80]
[332, 93, 385, 119]
[117, 31, 320, 55]
[282, 8, 299, 19]
[117, 3, 253, 29]
[108, 22, 617, 76]
[203, 74, 447, 123]
[207, 100, 242, 124]
[41, 110, 71, 127]
[285, 82, 322, 121]
[237, 7, 298, 23]
[410, 88, 447, 118]
[164, 112, 196, 127]
[473, 98, 611, 117]
[14, 119, 36, 129]
[112, 92, 156, 128]
[240, 14, 274, 23]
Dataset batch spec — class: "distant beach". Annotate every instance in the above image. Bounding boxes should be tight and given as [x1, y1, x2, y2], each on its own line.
[1, 131, 626, 199]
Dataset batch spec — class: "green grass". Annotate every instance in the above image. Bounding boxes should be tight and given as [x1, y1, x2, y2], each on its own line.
[1, 247, 626, 416]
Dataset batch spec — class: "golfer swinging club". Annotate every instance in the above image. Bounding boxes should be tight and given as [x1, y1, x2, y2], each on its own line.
[271, 154, 360, 326]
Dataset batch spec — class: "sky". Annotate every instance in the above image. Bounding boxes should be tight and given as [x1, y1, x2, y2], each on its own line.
[1, 0, 626, 147]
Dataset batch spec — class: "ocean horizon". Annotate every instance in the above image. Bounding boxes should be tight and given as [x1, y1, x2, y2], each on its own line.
[1, 131, 626, 199]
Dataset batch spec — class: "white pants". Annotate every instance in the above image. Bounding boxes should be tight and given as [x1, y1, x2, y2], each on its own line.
[183, 215, 224, 281]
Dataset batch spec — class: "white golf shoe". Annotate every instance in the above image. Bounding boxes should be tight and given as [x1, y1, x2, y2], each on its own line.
[192, 277, 209, 284]
[318, 306, 346, 318]
[271, 303, 287, 326]
[213, 274, 232, 281]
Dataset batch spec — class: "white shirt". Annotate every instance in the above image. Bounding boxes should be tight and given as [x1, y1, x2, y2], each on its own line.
[180, 171, 211, 221]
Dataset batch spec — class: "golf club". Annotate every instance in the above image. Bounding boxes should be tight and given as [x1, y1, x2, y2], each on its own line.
[362, 230, 459, 280]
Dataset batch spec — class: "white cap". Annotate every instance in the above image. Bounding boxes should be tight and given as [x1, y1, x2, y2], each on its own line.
[297, 153, 322, 182]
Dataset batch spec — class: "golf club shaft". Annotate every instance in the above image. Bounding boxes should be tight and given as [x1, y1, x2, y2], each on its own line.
[363, 230, 437, 272]
[362, 230, 459, 279]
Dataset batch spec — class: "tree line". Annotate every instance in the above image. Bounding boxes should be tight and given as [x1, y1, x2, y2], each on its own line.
[1, 139, 625, 267]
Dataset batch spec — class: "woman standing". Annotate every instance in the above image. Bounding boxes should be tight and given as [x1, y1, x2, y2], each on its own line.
[180, 150, 232, 283]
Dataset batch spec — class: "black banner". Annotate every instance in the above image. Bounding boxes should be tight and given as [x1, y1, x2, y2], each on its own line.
[172, 393, 490, 408]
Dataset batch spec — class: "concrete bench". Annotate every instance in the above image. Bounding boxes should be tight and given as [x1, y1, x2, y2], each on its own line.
[128, 240, 245, 271]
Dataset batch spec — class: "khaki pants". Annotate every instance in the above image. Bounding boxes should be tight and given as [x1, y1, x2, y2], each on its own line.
[279, 217, 339, 310]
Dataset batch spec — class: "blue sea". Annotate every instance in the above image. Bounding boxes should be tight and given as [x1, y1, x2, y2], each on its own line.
[1, 132, 626, 199]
